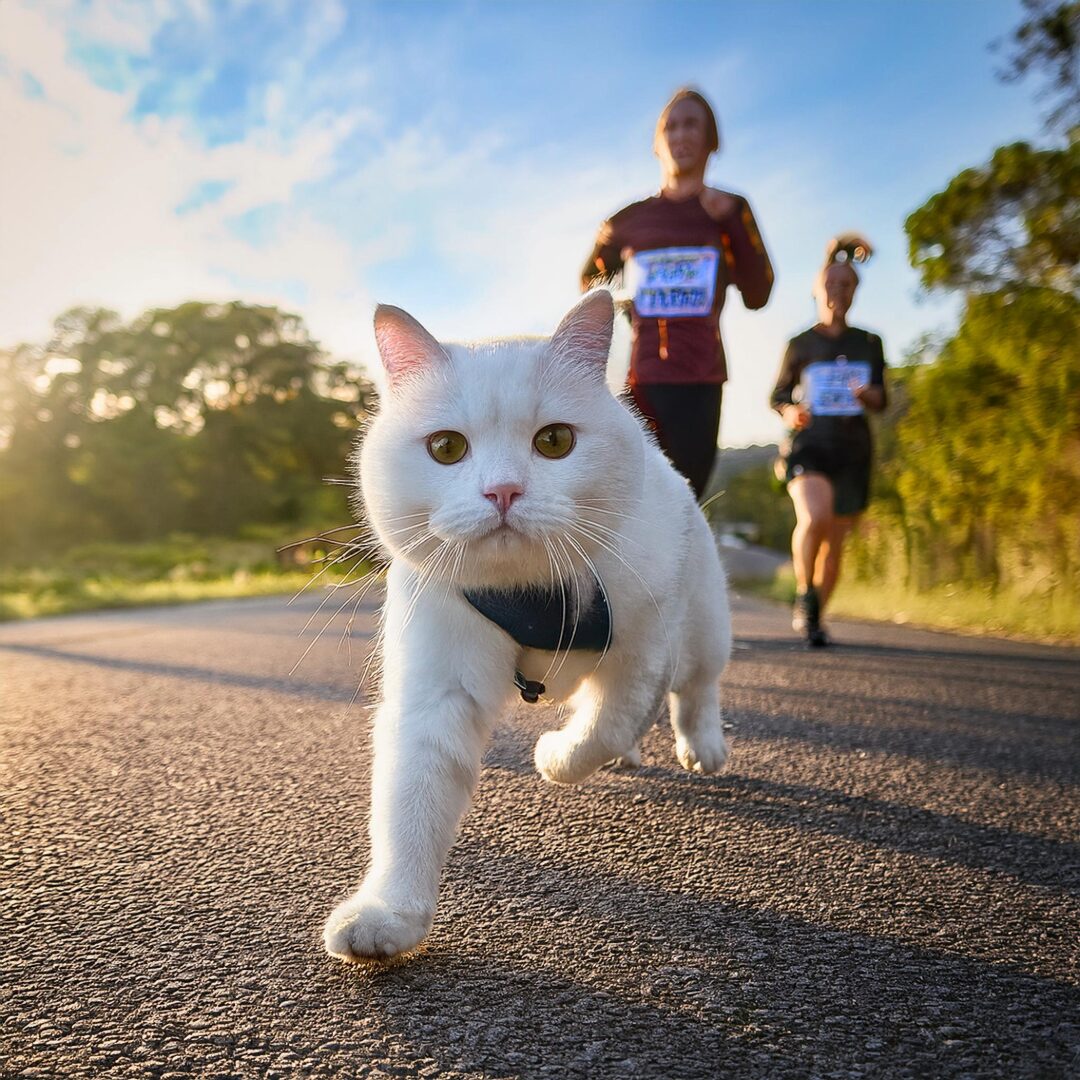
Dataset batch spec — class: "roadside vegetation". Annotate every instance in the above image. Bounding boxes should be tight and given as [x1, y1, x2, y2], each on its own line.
[0, 530, 374, 621]
[714, 3, 1080, 645]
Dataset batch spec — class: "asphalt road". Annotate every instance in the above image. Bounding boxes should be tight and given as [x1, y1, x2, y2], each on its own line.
[2, 586, 1078, 1079]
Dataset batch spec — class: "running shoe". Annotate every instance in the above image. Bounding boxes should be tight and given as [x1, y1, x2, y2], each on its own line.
[792, 586, 820, 635]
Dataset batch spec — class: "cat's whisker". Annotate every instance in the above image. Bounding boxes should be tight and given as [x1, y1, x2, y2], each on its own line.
[697, 489, 726, 513]
[533, 533, 584, 688]
[562, 532, 613, 672]
[290, 563, 381, 675]
[571, 509, 635, 539]
[378, 511, 432, 525]
[292, 531, 416, 655]
[356, 600, 389, 705]
[338, 565, 387, 657]
[395, 538, 453, 647]
[287, 540, 374, 606]
[566, 520, 678, 679]
[304, 540, 373, 566]
[546, 535, 583, 685]
[576, 516, 643, 553]
[577, 500, 649, 526]
[537, 537, 570, 688]
[441, 541, 468, 606]
[399, 544, 455, 644]
[293, 540, 395, 637]
[276, 522, 368, 553]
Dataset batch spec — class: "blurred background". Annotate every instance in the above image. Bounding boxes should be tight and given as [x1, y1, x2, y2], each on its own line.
[0, 0, 1076, 641]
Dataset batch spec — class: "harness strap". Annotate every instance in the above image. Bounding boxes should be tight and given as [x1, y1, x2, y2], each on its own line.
[463, 583, 613, 703]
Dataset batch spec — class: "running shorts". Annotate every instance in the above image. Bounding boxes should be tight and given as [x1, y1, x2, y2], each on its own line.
[785, 422, 872, 517]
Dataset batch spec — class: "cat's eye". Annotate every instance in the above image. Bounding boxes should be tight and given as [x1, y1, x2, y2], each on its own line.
[427, 430, 469, 464]
[534, 423, 575, 459]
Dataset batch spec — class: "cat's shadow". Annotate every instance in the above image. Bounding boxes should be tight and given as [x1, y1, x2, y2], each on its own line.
[480, 720, 1077, 894]
[322, 875, 1077, 1080]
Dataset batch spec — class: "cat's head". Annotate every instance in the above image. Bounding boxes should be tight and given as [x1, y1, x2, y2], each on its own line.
[358, 290, 645, 588]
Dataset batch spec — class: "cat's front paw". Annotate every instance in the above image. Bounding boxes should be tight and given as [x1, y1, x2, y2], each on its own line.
[675, 728, 729, 775]
[323, 890, 432, 962]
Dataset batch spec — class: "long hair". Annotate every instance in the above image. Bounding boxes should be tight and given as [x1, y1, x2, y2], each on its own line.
[654, 87, 720, 156]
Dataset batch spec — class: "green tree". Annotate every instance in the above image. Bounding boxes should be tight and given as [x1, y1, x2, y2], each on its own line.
[996, 0, 1080, 134]
[880, 289, 1079, 587]
[851, 1, 1080, 628]
[904, 136, 1079, 294]
[0, 302, 376, 558]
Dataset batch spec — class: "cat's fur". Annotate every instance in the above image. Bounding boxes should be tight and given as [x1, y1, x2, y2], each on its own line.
[323, 291, 731, 961]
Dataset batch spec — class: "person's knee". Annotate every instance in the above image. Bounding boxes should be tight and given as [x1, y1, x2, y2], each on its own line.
[802, 512, 832, 541]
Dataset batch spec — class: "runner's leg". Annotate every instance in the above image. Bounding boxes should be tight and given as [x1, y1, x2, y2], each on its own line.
[789, 473, 834, 595]
[629, 384, 721, 500]
[815, 514, 857, 612]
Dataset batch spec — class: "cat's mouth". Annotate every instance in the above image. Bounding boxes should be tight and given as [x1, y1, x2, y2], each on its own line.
[477, 520, 534, 547]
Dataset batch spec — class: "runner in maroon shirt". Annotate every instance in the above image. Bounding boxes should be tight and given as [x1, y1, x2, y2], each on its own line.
[581, 87, 774, 498]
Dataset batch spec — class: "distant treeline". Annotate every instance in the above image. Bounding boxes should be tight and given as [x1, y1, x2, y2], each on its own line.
[0, 302, 375, 559]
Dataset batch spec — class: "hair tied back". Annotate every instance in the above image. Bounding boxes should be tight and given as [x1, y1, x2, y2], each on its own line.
[825, 232, 874, 268]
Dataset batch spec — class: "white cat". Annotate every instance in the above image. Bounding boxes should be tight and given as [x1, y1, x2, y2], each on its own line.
[323, 290, 731, 961]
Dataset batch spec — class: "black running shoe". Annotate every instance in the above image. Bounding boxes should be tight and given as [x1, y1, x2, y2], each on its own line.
[807, 625, 830, 648]
[793, 587, 821, 636]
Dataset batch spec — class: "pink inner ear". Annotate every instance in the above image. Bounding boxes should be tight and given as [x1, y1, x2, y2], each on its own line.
[373, 305, 444, 386]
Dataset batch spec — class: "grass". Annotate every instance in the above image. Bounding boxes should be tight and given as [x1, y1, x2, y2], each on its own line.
[737, 564, 1080, 646]
[6, 532, 1077, 647]
[0, 529, 374, 622]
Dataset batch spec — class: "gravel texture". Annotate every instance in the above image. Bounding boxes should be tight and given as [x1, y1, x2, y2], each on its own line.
[2, 589, 1078, 1079]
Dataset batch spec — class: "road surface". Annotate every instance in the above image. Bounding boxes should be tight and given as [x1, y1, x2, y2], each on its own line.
[2, 587, 1078, 1078]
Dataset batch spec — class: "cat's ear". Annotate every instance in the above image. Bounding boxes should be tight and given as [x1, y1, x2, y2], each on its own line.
[373, 305, 446, 388]
[550, 289, 614, 373]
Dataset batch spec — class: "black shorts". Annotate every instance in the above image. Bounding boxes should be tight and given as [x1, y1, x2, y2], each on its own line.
[786, 423, 872, 517]
[628, 383, 722, 500]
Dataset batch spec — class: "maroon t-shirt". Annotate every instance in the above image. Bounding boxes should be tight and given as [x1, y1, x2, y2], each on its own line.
[582, 190, 773, 385]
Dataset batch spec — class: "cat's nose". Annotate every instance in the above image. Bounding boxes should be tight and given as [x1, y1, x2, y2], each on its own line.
[484, 483, 523, 516]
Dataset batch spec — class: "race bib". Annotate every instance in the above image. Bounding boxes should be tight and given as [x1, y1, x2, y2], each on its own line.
[627, 247, 719, 318]
[803, 358, 872, 416]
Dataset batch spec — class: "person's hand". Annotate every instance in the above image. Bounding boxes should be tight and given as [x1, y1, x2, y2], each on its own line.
[700, 187, 735, 221]
[851, 381, 884, 410]
[783, 403, 811, 430]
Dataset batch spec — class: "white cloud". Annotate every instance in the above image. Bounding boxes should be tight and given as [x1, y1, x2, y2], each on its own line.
[0, 0, 960, 449]
[0, 1, 372, 361]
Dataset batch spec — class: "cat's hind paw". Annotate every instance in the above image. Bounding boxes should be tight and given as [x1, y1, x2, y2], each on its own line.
[534, 730, 607, 785]
[675, 728, 729, 775]
[609, 745, 642, 769]
[323, 891, 432, 962]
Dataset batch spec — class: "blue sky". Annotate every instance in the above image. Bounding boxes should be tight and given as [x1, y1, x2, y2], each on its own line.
[0, 0, 1046, 445]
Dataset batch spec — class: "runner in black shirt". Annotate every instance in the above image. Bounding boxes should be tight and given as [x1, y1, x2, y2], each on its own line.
[770, 235, 886, 646]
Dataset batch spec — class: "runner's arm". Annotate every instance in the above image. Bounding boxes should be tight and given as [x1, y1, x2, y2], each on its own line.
[580, 219, 624, 292]
[853, 334, 888, 412]
[726, 196, 774, 310]
[770, 340, 800, 414]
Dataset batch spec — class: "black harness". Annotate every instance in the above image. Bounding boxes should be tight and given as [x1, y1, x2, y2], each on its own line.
[463, 584, 613, 703]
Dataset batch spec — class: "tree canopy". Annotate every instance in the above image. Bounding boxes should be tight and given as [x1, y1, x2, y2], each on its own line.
[905, 136, 1079, 294]
[996, 0, 1080, 134]
[0, 302, 375, 558]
